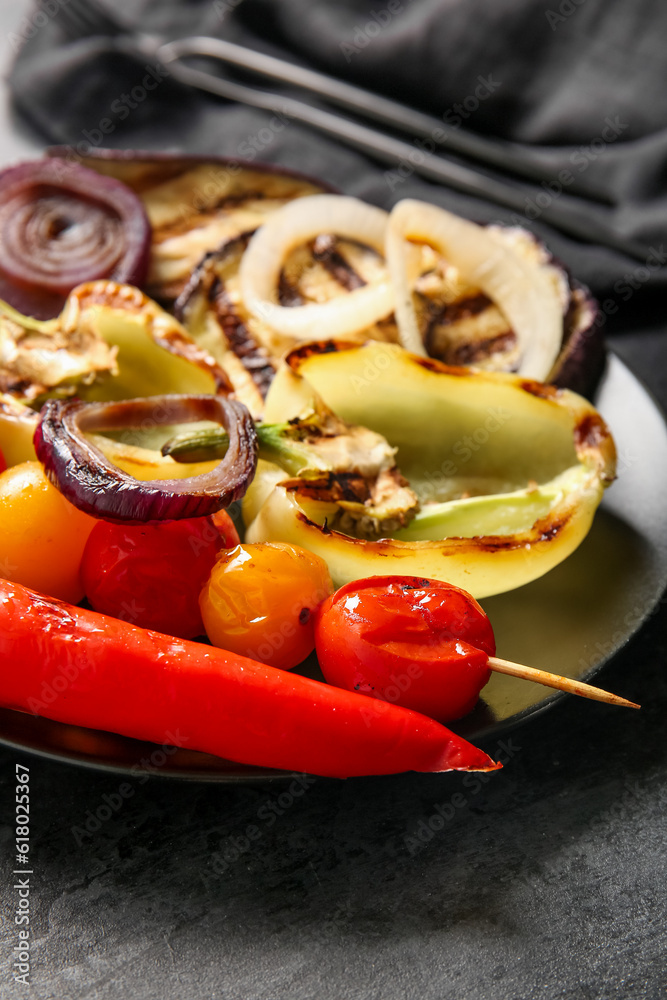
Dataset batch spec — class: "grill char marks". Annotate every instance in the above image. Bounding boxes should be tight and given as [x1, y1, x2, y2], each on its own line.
[311, 235, 366, 291]
[209, 278, 276, 397]
[432, 293, 492, 325]
[425, 293, 518, 367]
[278, 272, 303, 307]
[174, 233, 277, 401]
[435, 330, 516, 367]
[278, 235, 367, 305]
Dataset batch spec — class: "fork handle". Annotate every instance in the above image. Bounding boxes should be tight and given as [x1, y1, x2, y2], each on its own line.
[159, 41, 647, 262]
[162, 36, 546, 185]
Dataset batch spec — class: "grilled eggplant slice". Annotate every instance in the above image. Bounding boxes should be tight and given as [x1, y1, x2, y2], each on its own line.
[47, 150, 331, 305]
[173, 235, 281, 419]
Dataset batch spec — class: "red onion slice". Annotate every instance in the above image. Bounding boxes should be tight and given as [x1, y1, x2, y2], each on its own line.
[0, 160, 150, 318]
[34, 395, 258, 523]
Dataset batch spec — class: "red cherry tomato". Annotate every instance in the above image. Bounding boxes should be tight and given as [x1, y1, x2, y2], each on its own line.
[81, 512, 239, 639]
[0, 447, 6, 474]
[315, 576, 495, 723]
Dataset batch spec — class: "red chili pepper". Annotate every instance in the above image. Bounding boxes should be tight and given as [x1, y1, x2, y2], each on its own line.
[316, 576, 496, 723]
[0, 579, 501, 779]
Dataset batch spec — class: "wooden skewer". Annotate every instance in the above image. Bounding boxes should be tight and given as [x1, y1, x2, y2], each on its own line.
[487, 656, 640, 709]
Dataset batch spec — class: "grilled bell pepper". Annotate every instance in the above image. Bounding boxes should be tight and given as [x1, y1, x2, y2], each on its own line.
[0, 578, 500, 779]
[164, 385, 419, 539]
[1, 281, 225, 410]
[243, 341, 616, 598]
[0, 281, 230, 462]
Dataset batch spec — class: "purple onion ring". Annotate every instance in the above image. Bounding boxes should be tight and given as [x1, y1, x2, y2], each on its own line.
[34, 395, 258, 523]
[0, 159, 150, 316]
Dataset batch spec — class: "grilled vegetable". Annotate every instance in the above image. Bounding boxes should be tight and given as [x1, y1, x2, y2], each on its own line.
[316, 575, 639, 721]
[414, 222, 605, 397]
[200, 541, 333, 669]
[173, 235, 279, 419]
[239, 195, 394, 340]
[1, 281, 227, 413]
[0, 461, 96, 603]
[82, 514, 239, 639]
[0, 297, 117, 403]
[0, 391, 226, 493]
[316, 576, 495, 722]
[164, 376, 419, 539]
[34, 394, 258, 523]
[64, 281, 227, 401]
[45, 151, 605, 397]
[387, 200, 567, 377]
[46, 150, 330, 304]
[0, 394, 39, 466]
[243, 341, 616, 597]
[0, 160, 150, 319]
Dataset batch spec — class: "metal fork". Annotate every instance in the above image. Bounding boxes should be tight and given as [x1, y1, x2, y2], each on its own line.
[46, 0, 648, 261]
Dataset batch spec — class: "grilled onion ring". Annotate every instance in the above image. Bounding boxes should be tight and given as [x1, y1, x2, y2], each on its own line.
[0, 160, 150, 318]
[239, 194, 393, 338]
[34, 395, 258, 523]
[386, 199, 565, 379]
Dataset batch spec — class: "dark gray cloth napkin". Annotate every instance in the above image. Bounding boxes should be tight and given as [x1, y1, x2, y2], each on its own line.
[8, 0, 667, 326]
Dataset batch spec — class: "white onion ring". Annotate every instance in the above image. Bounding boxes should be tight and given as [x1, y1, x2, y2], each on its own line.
[386, 199, 564, 379]
[239, 195, 393, 339]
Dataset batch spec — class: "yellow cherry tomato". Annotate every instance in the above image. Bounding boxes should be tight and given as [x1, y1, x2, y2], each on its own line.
[0, 461, 97, 603]
[200, 542, 334, 670]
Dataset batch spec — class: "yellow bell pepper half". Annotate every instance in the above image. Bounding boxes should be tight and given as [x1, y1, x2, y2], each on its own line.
[0, 281, 227, 460]
[244, 341, 616, 598]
